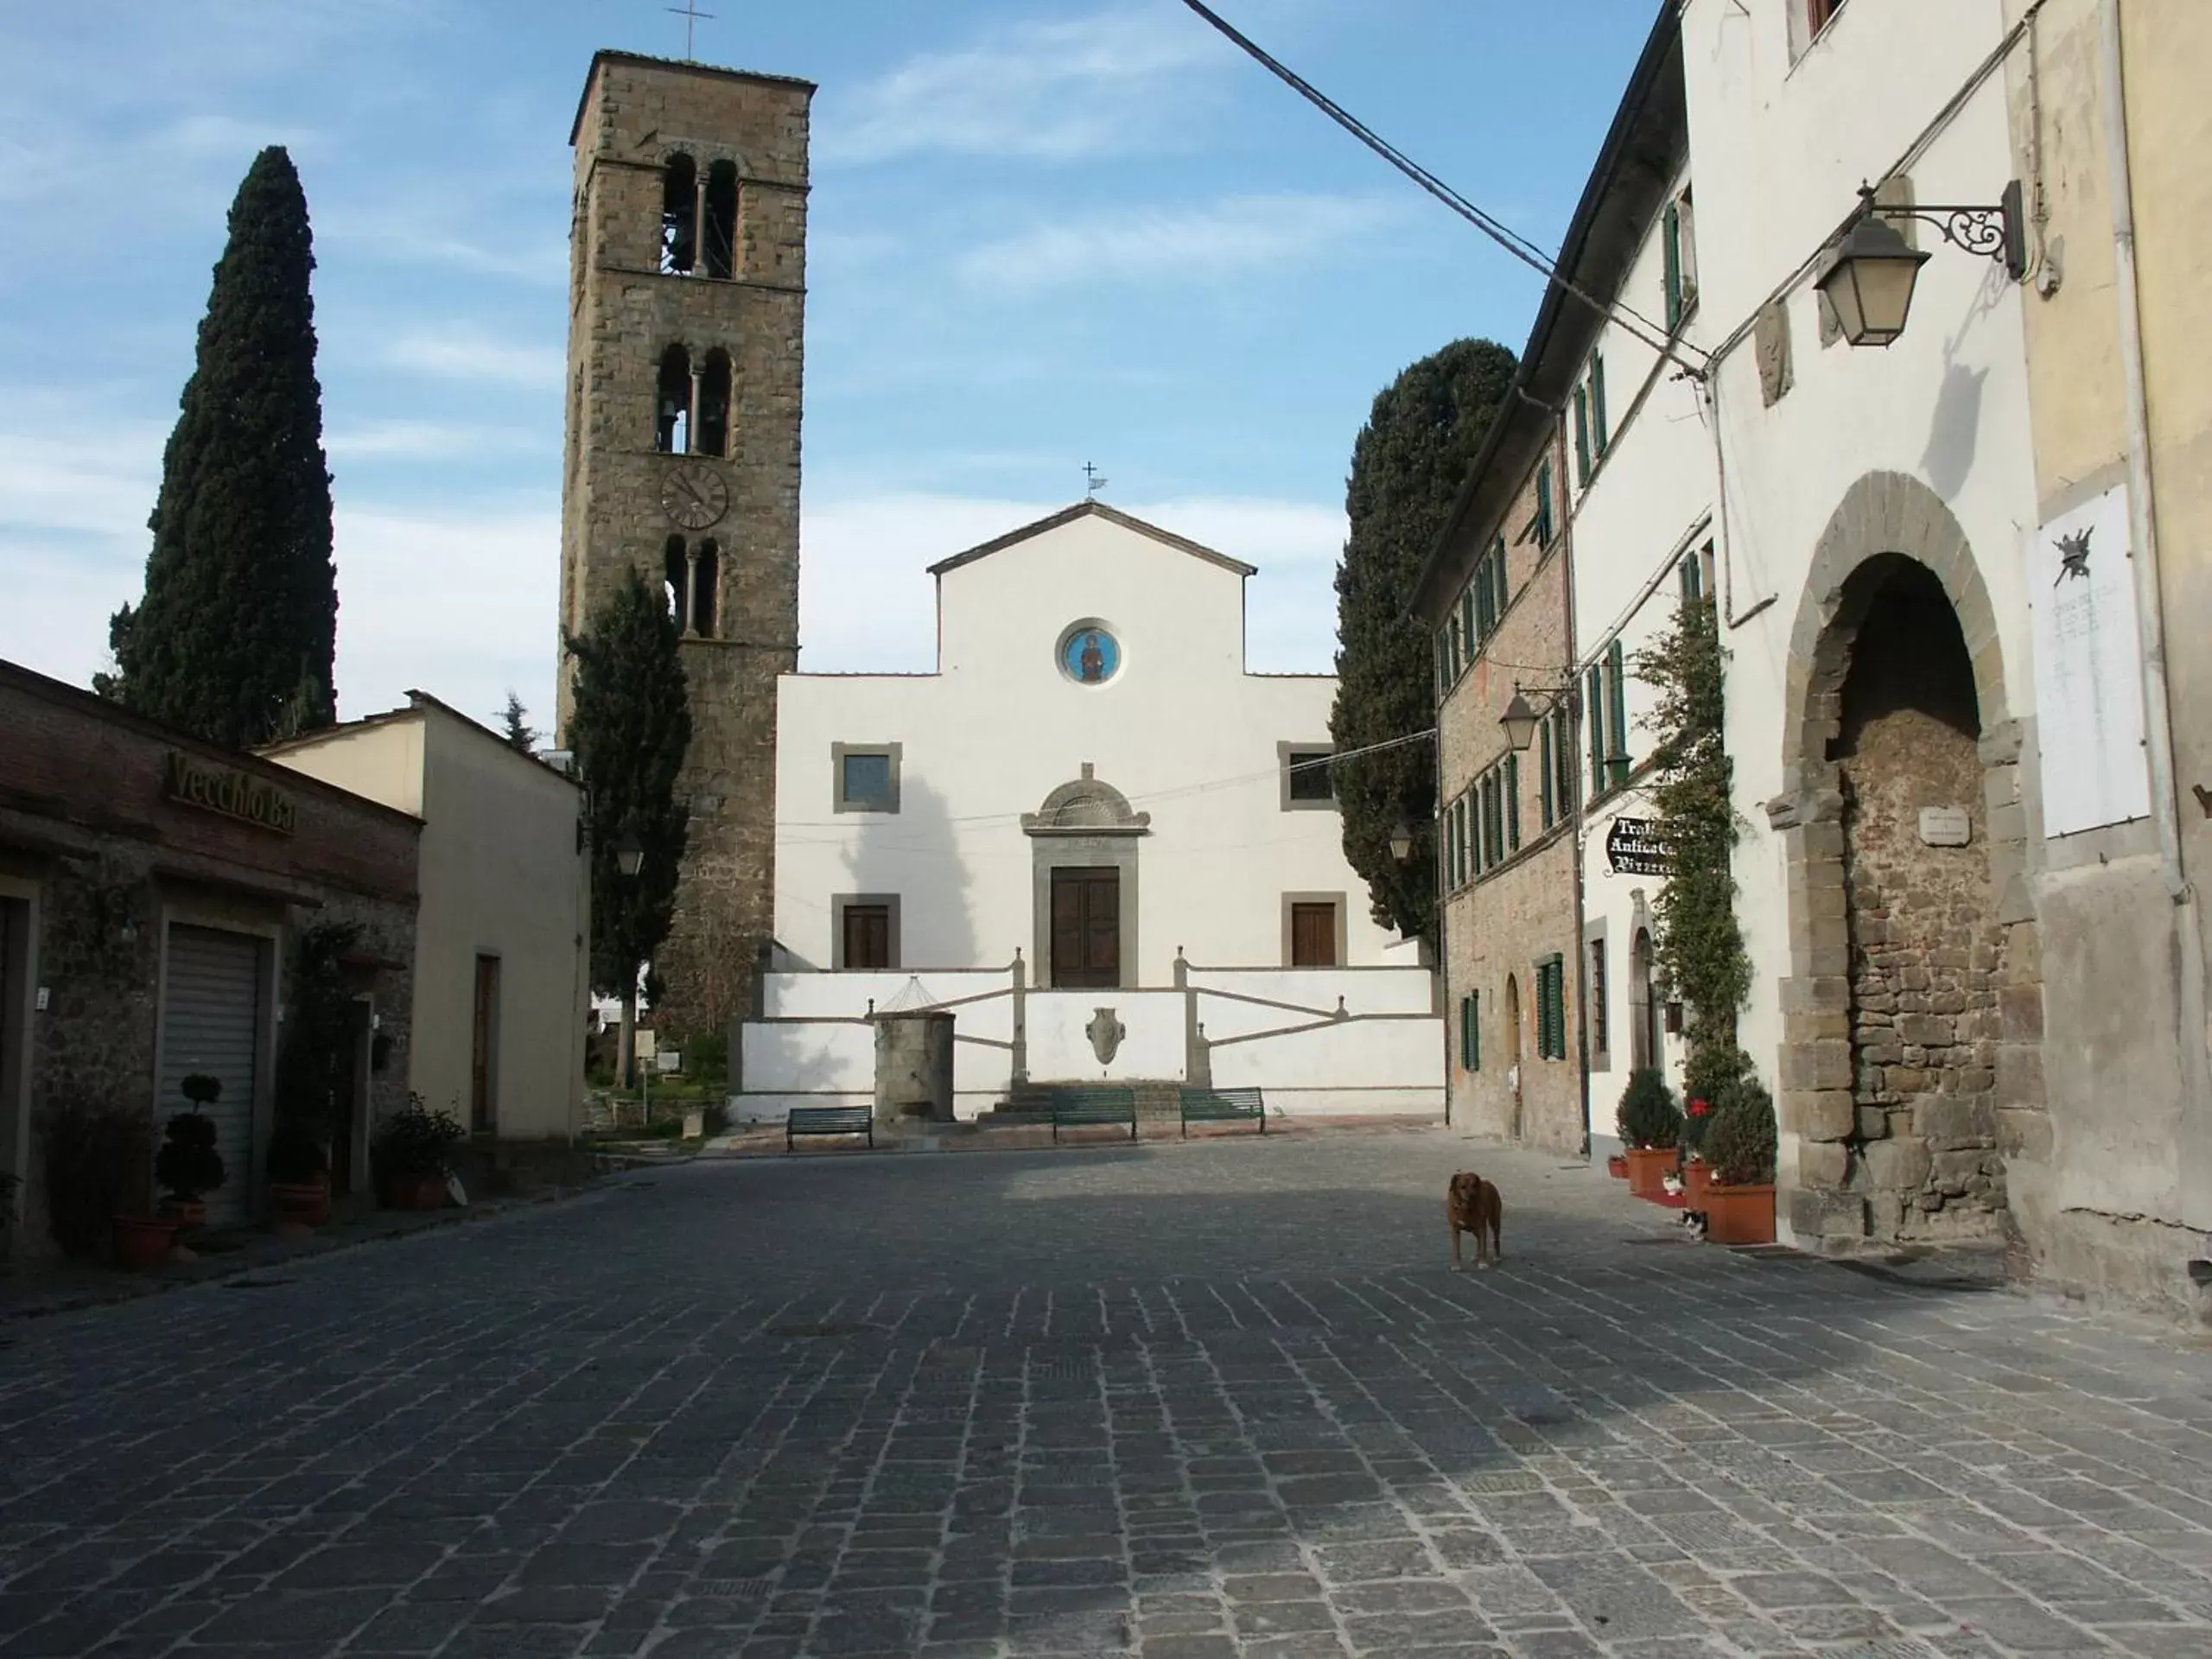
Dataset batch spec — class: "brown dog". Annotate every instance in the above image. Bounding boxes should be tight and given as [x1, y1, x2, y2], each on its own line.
[1447, 1171, 1503, 1269]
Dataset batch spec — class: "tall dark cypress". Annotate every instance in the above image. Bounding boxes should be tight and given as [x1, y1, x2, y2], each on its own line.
[1329, 337, 1517, 946]
[102, 146, 337, 747]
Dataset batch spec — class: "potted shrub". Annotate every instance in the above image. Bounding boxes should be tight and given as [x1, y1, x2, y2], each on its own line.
[156, 1075, 227, 1231]
[36, 1100, 166, 1268]
[372, 1096, 465, 1211]
[265, 1117, 331, 1227]
[1615, 1069, 1683, 1199]
[1701, 1072, 1778, 1245]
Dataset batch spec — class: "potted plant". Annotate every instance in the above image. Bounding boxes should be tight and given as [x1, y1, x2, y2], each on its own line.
[1615, 1069, 1683, 1199]
[265, 1116, 331, 1227]
[372, 1096, 465, 1211]
[1701, 1072, 1778, 1245]
[36, 1100, 167, 1268]
[156, 1075, 228, 1231]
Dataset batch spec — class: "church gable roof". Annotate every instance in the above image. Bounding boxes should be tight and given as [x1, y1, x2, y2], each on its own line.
[925, 500, 1259, 579]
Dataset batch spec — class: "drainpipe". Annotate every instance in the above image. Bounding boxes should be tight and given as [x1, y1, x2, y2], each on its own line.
[2097, 0, 2212, 1235]
[1560, 412, 1593, 1162]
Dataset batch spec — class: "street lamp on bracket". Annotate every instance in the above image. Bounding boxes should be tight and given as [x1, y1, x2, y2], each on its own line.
[1816, 179, 2030, 348]
[1498, 682, 1580, 753]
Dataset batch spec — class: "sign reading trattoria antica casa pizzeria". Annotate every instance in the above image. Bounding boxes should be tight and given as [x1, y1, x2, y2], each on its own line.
[163, 752, 298, 836]
[1605, 817, 1669, 877]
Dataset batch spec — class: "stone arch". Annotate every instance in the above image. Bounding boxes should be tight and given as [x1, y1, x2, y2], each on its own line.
[1021, 764, 1150, 836]
[1765, 470, 2044, 1250]
[1024, 764, 1148, 988]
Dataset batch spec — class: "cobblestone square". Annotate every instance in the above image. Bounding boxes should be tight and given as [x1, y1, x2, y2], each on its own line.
[4, 1127, 2212, 1656]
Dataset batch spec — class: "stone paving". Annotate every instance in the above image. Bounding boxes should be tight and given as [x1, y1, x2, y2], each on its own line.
[3, 1125, 2212, 1658]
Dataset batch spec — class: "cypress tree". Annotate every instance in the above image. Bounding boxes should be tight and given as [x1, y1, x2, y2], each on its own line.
[1330, 338, 1517, 945]
[565, 569, 692, 1081]
[101, 145, 337, 747]
[499, 691, 537, 754]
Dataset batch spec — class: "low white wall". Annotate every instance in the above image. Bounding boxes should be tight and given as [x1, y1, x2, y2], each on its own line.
[741, 1020, 873, 1094]
[1189, 966, 1433, 1040]
[763, 969, 1011, 1020]
[1208, 1012, 1441, 1090]
[1026, 989, 1185, 1081]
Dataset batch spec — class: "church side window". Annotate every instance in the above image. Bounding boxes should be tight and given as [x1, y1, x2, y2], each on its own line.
[663, 537, 690, 633]
[692, 541, 718, 639]
[661, 153, 699, 275]
[1281, 745, 1335, 809]
[833, 744, 901, 814]
[656, 345, 692, 454]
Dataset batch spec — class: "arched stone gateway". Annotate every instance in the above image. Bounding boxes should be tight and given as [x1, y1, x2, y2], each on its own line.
[1764, 472, 2047, 1249]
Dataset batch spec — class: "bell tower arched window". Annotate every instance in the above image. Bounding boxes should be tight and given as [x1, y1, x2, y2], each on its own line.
[697, 349, 732, 458]
[693, 541, 719, 639]
[663, 536, 690, 632]
[660, 153, 698, 275]
[656, 345, 691, 453]
[703, 161, 739, 279]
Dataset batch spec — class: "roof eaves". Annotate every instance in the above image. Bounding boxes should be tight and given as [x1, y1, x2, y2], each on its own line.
[925, 499, 1259, 578]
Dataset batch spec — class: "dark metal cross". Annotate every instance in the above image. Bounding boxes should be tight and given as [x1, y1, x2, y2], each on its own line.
[1084, 461, 1108, 499]
[667, 0, 715, 60]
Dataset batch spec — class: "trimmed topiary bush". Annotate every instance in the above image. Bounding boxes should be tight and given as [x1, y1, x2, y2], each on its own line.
[1616, 1068, 1683, 1151]
[1705, 1072, 1777, 1187]
[1679, 1044, 1750, 1158]
[156, 1110, 226, 1205]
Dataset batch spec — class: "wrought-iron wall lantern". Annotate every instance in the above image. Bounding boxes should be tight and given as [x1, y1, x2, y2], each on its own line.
[1498, 683, 1581, 753]
[1817, 179, 2029, 348]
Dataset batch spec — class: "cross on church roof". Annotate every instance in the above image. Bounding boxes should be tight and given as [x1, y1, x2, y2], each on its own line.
[1084, 461, 1109, 499]
[666, 0, 715, 60]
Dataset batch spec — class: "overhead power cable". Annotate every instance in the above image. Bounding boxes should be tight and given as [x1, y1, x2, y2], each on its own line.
[1177, 0, 1694, 366]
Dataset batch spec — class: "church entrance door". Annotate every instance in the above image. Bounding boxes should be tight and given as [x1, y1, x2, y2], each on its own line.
[1050, 868, 1121, 988]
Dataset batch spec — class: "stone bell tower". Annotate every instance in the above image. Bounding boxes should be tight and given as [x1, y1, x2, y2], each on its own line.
[559, 50, 812, 1039]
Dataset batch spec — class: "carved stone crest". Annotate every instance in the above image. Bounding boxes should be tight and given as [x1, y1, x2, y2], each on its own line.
[1086, 1007, 1126, 1066]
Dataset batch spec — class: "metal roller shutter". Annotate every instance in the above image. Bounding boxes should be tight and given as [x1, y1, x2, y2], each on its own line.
[158, 927, 262, 1227]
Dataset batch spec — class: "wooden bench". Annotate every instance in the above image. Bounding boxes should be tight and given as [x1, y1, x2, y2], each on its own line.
[1049, 1087, 1138, 1143]
[786, 1105, 874, 1152]
[1179, 1086, 1267, 1136]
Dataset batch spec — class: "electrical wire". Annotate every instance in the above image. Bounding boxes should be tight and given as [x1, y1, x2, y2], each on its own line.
[1177, 0, 1694, 367]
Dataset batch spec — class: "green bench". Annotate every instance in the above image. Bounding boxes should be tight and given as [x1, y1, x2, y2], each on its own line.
[1179, 1086, 1267, 1136]
[786, 1105, 874, 1152]
[1049, 1087, 1138, 1143]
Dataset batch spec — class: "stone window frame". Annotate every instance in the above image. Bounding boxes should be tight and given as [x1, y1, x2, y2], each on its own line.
[1585, 916, 1611, 1074]
[1281, 893, 1347, 969]
[1279, 742, 1337, 811]
[830, 894, 900, 972]
[1764, 469, 2044, 1246]
[832, 742, 901, 815]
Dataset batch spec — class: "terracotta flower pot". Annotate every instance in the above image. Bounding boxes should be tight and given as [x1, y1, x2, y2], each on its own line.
[159, 1198, 208, 1232]
[1684, 1161, 1711, 1206]
[1703, 1181, 1776, 1246]
[1624, 1146, 1676, 1200]
[384, 1172, 448, 1211]
[113, 1215, 177, 1272]
[268, 1179, 329, 1227]
[1605, 1154, 1629, 1179]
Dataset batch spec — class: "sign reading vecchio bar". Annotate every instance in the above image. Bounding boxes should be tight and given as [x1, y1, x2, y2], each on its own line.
[163, 751, 298, 836]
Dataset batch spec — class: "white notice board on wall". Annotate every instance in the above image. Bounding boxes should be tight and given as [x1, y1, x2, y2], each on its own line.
[2028, 483, 2152, 837]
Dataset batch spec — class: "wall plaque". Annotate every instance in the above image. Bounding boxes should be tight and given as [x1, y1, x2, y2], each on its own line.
[1918, 806, 1971, 847]
[163, 752, 297, 836]
[1605, 817, 1669, 876]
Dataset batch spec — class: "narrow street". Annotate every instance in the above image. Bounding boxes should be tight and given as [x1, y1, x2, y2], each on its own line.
[3, 1128, 2211, 1657]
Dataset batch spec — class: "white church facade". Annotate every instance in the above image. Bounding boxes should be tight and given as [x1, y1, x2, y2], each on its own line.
[732, 502, 1444, 1122]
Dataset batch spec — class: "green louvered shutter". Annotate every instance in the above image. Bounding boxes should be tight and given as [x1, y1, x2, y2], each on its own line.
[1492, 535, 1509, 622]
[1539, 715, 1555, 830]
[1607, 638, 1630, 788]
[1587, 664, 1606, 797]
[1663, 200, 1682, 328]
[1536, 459, 1554, 545]
[1460, 585, 1477, 662]
[1592, 355, 1609, 455]
[1469, 991, 1480, 1071]
[1573, 385, 1591, 483]
[1505, 753, 1520, 851]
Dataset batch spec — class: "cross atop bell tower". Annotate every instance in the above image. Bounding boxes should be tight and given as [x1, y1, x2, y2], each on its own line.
[559, 49, 814, 1043]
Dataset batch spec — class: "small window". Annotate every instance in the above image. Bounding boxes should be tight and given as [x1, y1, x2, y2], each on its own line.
[1605, 638, 1631, 790]
[1459, 991, 1480, 1072]
[702, 160, 739, 279]
[1808, 0, 1847, 38]
[1664, 191, 1700, 331]
[833, 743, 900, 813]
[1281, 746, 1335, 809]
[841, 902, 893, 970]
[1679, 546, 1705, 602]
[660, 153, 698, 275]
[655, 344, 692, 454]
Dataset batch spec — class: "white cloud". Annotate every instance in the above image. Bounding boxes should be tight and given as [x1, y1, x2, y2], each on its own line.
[821, 5, 1226, 167]
[383, 327, 564, 389]
[960, 192, 1402, 293]
[797, 491, 1343, 677]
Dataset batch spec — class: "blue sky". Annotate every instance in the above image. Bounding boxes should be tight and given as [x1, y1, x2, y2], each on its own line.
[0, 0, 1655, 738]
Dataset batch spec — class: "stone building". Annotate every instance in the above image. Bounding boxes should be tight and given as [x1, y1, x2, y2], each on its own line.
[0, 661, 419, 1255]
[1411, 8, 1693, 1159]
[556, 50, 814, 1044]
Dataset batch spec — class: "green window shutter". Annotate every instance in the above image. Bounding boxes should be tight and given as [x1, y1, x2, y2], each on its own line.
[1460, 585, 1477, 659]
[1663, 200, 1682, 329]
[1592, 355, 1609, 455]
[1470, 990, 1480, 1071]
[1459, 995, 1471, 1068]
[1457, 795, 1470, 880]
[1492, 537, 1509, 621]
[1435, 629, 1450, 701]
[1554, 709, 1574, 816]
[1539, 715, 1555, 830]
[1535, 962, 1552, 1060]
[1587, 664, 1605, 797]
[1607, 638, 1630, 787]
[1536, 459, 1554, 544]
[1573, 385, 1591, 484]
[1475, 552, 1493, 639]
[1505, 753, 1520, 851]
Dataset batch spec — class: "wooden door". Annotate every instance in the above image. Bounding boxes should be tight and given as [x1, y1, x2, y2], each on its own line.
[842, 904, 891, 969]
[1050, 868, 1120, 988]
[471, 956, 499, 1134]
[1290, 903, 1337, 968]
